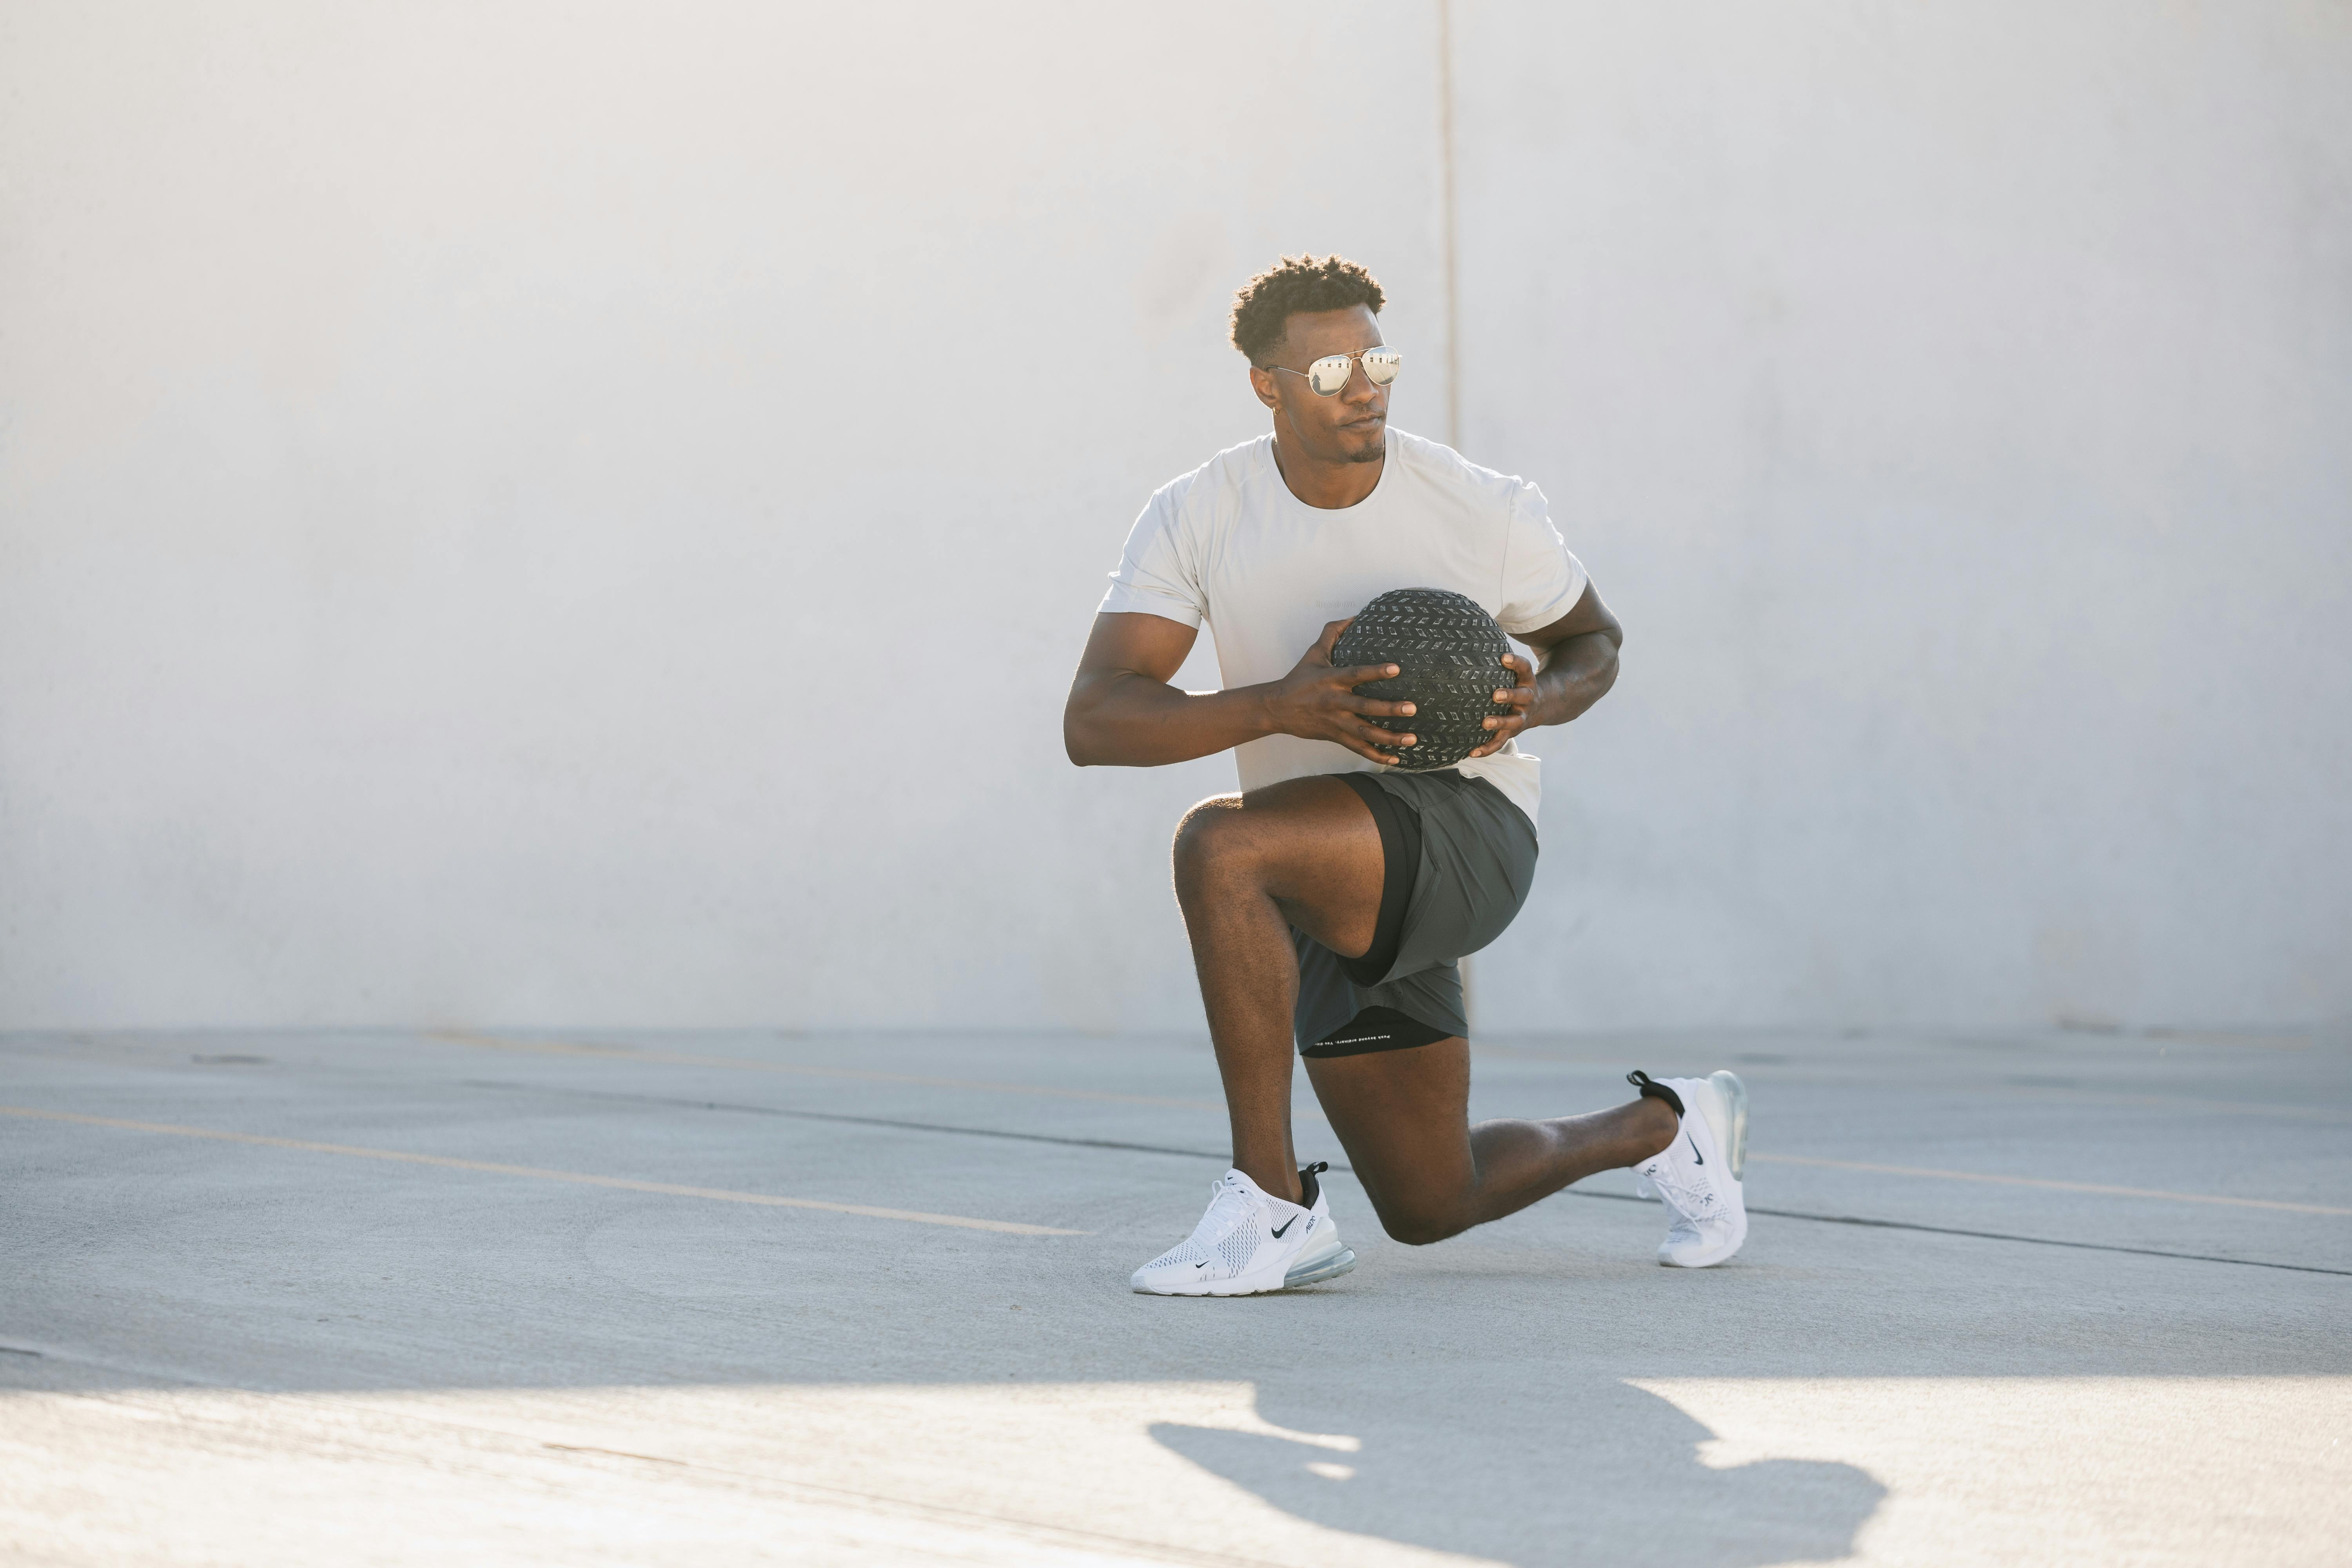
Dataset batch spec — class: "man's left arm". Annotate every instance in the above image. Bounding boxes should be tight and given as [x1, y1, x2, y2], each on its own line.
[1465, 581, 1623, 759]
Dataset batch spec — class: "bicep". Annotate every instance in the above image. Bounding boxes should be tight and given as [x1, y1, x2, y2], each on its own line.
[1075, 612, 1200, 686]
[1518, 581, 1622, 655]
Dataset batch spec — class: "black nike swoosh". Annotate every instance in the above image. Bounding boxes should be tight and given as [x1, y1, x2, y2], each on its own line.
[1690, 1138, 1704, 1165]
[1270, 1217, 1296, 1238]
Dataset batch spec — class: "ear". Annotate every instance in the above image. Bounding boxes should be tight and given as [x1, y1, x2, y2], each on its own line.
[1249, 365, 1280, 410]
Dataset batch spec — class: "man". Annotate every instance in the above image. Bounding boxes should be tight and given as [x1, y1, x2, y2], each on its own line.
[1064, 254, 1749, 1295]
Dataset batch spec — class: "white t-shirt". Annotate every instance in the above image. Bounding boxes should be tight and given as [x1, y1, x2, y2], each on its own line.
[1098, 428, 1588, 826]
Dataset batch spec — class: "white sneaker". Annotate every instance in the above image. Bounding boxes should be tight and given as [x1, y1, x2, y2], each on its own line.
[1628, 1070, 1749, 1268]
[1130, 1163, 1356, 1296]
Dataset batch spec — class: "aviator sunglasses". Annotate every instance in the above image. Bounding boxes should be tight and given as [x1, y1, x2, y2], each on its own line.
[1259, 345, 1404, 396]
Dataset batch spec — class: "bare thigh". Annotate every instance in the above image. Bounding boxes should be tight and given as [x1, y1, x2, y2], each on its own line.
[1172, 774, 1386, 961]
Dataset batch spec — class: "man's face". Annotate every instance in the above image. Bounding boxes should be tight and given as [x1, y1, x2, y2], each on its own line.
[1251, 305, 1389, 465]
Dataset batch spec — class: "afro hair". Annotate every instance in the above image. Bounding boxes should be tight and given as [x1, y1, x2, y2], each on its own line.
[1229, 254, 1386, 365]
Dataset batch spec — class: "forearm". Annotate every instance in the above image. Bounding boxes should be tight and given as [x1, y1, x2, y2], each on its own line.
[1064, 673, 1278, 767]
[1530, 630, 1619, 729]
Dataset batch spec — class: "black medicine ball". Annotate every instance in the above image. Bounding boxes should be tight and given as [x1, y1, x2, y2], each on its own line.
[1329, 587, 1512, 770]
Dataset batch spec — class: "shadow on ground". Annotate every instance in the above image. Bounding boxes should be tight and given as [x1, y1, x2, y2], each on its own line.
[1153, 1373, 1884, 1565]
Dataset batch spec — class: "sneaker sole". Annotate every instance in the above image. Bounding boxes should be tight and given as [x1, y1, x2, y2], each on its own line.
[1658, 1243, 1742, 1269]
[1656, 1213, 1750, 1269]
[1132, 1245, 1359, 1297]
[1284, 1246, 1357, 1288]
[1132, 1275, 1278, 1297]
[1657, 1213, 1748, 1268]
[1708, 1069, 1749, 1181]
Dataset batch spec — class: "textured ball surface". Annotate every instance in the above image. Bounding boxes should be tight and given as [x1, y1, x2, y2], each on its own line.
[1329, 588, 1512, 770]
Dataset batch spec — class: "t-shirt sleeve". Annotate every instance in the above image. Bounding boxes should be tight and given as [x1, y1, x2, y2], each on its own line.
[1097, 480, 1205, 628]
[1495, 480, 1590, 637]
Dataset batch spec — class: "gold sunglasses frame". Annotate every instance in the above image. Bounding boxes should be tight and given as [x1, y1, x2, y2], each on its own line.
[1260, 345, 1405, 397]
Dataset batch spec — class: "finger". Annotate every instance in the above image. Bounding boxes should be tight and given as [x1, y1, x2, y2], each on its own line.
[1354, 721, 1417, 750]
[1341, 734, 1405, 764]
[1492, 684, 1537, 708]
[1310, 619, 1353, 664]
[1468, 720, 1524, 757]
[1499, 651, 1534, 676]
[1345, 696, 1417, 718]
[1335, 662, 1403, 686]
[1480, 713, 1528, 734]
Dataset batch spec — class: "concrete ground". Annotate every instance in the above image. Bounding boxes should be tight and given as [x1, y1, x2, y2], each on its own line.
[2, 1025, 2347, 1566]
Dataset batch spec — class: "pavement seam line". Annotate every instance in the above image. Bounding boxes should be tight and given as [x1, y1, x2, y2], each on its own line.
[0, 1105, 1086, 1236]
[1463, 1051, 2352, 1124]
[1553, 1191, 2352, 1275]
[1751, 1153, 2352, 1216]
[454, 1081, 2352, 1275]
[1726, 1202, 2352, 1277]
[430, 1029, 1229, 1112]
[459, 1075, 2341, 1220]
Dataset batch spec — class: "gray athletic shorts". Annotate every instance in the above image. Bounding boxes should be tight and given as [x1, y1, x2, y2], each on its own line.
[1289, 769, 1539, 1053]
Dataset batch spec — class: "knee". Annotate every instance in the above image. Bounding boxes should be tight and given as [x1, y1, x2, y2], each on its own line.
[1170, 795, 1249, 892]
[1370, 1194, 1470, 1248]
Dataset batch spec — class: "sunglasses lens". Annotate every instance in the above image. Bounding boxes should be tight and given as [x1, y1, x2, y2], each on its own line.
[1307, 355, 1354, 396]
[1362, 347, 1403, 386]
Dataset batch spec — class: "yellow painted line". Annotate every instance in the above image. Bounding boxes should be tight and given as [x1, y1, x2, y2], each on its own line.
[1975, 1085, 2352, 1125]
[432, 1030, 1227, 1113]
[2142, 1028, 2314, 1050]
[0, 1106, 1086, 1236]
[1751, 1153, 2352, 1216]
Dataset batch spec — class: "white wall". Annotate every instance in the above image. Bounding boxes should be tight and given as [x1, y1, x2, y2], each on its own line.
[2, 2, 2345, 1032]
[1459, 3, 2352, 1030]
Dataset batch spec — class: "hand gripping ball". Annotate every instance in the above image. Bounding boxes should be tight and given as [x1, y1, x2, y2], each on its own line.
[1329, 587, 1513, 770]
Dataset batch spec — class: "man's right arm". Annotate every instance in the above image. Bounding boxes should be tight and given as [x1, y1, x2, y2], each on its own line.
[1063, 613, 1419, 768]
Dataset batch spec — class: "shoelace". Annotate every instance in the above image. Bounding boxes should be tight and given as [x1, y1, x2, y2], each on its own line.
[1643, 1156, 1719, 1223]
[1191, 1180, 1258, 1245]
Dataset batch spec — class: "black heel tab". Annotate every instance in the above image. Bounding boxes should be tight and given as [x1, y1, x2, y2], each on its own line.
[1627, 1071, 1685, 1119]
[1298, 1161, 1328, 1208]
